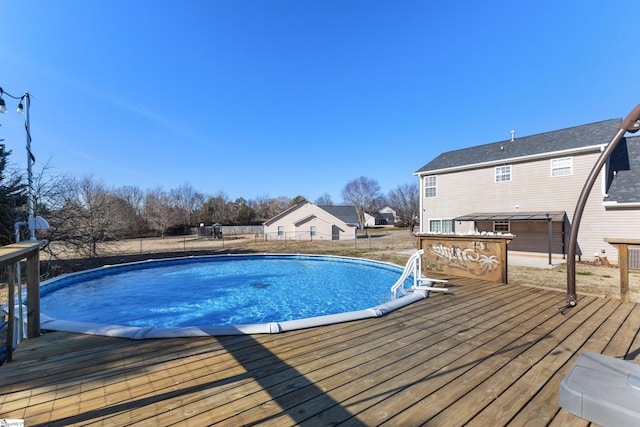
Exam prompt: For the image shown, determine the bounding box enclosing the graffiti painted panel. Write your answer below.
[417,234,512,283]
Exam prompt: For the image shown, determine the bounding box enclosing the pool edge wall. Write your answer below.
[38,291,428,339]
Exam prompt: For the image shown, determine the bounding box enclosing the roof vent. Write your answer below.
[511,130,516,141]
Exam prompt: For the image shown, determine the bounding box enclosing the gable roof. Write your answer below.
[263,202,360,227]
[263,202,307,226]
[605,136,640,204]
[318,205,360,225]
[415,119,621,174]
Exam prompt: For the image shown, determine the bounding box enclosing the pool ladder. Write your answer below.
[391,249,448,299]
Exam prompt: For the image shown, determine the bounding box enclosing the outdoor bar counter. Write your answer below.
[417,233,514,284]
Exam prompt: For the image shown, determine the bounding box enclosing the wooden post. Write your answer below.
[501,237,509,285]
[26,249,40,338]
[6,263,15,362]
[604,238,640,304]
[0,242,40,361]
[618,244,629,303]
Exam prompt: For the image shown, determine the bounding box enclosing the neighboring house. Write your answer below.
[414,118,640,263]
[263,202,360,240]
[379,206,398,225]
[363,206,397,227]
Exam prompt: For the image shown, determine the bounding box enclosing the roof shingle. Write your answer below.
[415,119,621,174]
[318,205,360,225]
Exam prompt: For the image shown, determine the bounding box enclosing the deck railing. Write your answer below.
[391,249,449,299]
[1,241,41,363]
[604,238,640,303]
[391,249,423,299]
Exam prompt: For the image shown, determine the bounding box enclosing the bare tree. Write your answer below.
[170,182,204,231]
[315,192,334,206]
[50,175,127,256]
[201,192,233,224]
[114,185,145,216]
[267,196,291,218]
[249,196,292,221]
[387,182,420,231]
[30,160,59,218]
[144,188,182,238]
[34,170,73,241]
[113,185,146,235]
[31,163,77,253]
[341,176,382,228]
[249,194,273,222]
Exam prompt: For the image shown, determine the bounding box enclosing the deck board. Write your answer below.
[466,297,613,426]
[2,278,640,426]
[518,299,634,426]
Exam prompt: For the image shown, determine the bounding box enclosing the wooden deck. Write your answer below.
[1,277,639,426]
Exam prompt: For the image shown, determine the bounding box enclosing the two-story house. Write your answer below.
[414,119,640,263]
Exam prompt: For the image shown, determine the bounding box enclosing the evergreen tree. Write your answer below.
[0,143,27,244]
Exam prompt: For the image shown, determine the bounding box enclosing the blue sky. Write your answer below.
[1,1,639,203]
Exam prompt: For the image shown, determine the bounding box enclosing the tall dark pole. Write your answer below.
[547,213,552,265]
[562,105,640,313]
[24,92,36,241]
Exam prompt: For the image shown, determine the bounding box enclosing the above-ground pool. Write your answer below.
[38,254,429,339]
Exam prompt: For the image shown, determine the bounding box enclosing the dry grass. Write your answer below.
[510,261,640,302]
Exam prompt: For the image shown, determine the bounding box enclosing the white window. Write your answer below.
[551,157,572,176]
[277,226,284,236]
[493,221,510,232]
[424,176,437,198]
[495,165,512,182]
[310,226,317,237]
[429,219,453,233]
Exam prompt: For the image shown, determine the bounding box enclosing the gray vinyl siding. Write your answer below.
[423,151,602,220]
[600,209,640,261]
[421,149,621,261]
[602,210,640,240]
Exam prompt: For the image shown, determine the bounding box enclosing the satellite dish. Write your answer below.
[29,216,50,230]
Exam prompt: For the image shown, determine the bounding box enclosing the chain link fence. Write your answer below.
[104,229,418,256]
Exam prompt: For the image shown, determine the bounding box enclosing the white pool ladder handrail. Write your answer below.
[391,249,449,299]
